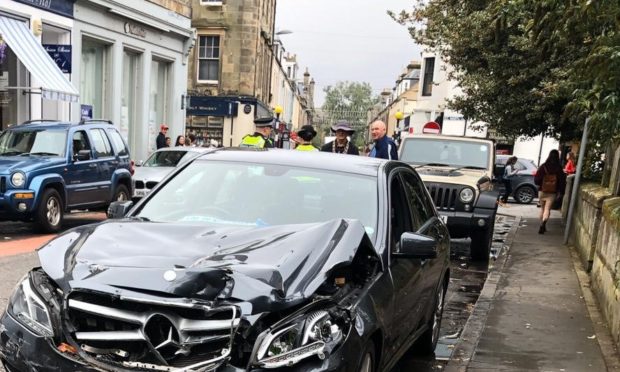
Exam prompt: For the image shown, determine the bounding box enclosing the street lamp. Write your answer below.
[394,111,404,141]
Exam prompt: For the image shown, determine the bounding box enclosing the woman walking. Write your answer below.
[534,150,567,234]
[501,156,519,204]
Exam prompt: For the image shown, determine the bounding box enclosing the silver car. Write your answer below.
[132,146,209,199]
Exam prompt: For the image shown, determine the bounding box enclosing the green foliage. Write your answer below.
[390,0,620,147]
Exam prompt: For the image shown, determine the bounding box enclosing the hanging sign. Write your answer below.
[43,44,72,73]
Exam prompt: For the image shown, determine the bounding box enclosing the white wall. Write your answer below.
[513,135,559,165]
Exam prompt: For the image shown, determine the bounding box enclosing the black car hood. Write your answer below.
[38,219,376,313]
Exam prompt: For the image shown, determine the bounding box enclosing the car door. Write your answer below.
[386,169,427,353]
[401,170,447,326]
[65,130,99,206]
[88,128,115,202]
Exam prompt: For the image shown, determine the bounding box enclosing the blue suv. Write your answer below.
[0,120,133,232]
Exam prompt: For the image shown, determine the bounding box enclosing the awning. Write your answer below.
[0,16,79,102]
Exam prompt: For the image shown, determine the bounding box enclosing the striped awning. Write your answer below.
[0,16,79,102]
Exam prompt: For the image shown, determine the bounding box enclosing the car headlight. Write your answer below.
[254,310,344,369]
[8,275,54,337]
[459,188,475,203]
[10,171,26,188]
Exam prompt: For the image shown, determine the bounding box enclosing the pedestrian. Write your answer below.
[369,120,398,160]
[175,135,185,147]
[321,120,359,155]
[156,124,169,149]
[208,139,218,148]
[165,137,171,148]
[240,116,275,148]
[500,156,519,204]
[188,134,197,147]
[534,149,566,234]
[295,125,319,151]
[564,151,576,174]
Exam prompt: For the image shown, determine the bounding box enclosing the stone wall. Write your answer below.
[570,184,613,271]
[147,0,192,17]
[590,197,620,348]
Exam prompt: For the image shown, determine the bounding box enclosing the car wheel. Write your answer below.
[514,185,536,204]
[114,184,129,202]
[411,280,446,355]
[357,340,376,372]
[35,188,63,233]
[470,223,494,261]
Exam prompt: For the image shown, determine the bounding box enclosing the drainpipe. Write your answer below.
[563,117,590,244]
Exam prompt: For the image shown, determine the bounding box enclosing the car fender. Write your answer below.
[476,190,500,211]
[29,174,67,208]
[110,168,132,198]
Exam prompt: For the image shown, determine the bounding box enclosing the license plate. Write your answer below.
[134,189,149,197]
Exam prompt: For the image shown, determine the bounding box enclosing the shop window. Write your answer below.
[122,51,139,151]
[198,36,220,82]
[422,57,435,97]
[149,60,170,152]
[0,38,30,129]
[81,38,108,118]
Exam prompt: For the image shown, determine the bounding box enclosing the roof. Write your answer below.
[403,134,494,143]
[7,120,115,131]
[194,148,386,177]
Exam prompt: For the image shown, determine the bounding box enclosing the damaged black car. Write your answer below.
[0,149,450,372]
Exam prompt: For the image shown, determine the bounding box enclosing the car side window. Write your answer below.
[401,172,434,231]
[72,131,91,158]
[390,172,413,253]
[514,160,527,171]
[89,129,113,158]
[107,129,129,156]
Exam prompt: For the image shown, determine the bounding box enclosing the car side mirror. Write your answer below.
[107,201,133,219]
[136,160,144,167]
[74,150,91,161]
[393,232,438,259]
[477,176,492,191]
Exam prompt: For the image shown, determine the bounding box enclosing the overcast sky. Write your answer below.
[276,0,421,107]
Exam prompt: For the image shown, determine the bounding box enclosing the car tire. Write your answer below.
[411,280,446,356]
[35,188,63,233]
[470,223,493,261]
[113,184,130,202]
[357,340,376,372]
[514,185,536,204]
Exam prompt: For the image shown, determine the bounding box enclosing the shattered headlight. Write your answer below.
[8,274,54,337]
[254,310,344,369]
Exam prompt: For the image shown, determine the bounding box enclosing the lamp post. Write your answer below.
[394,111,404,141]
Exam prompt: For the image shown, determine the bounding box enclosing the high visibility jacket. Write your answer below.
[296,144,318,152]
[240,133,273,148]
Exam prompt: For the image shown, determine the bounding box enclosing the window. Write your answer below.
[72,131,91,157]
[200,0,223,5]
[122,51,139,149]
[81,39,108,118]
[198,36,220,82]
[149,60,170,152]
[89,129,113,157]
[107,129,129,156]
[422,57,435,96]
[390,175,413,252]
[401,172,435,231]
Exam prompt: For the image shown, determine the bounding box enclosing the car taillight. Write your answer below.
[130,160,135,176]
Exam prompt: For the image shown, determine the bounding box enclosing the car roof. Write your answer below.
[7,120,116,131]
[194,148,386,177]
[402,134,494,143]
[155,146,210,153]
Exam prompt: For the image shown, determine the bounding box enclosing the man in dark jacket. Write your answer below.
[321,120,359,155]
[369,120,398,160]
[156,124,169,149]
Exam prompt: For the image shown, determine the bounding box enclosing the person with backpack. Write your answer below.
[534,149,567,234]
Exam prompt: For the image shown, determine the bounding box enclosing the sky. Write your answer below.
[276,0,422,107]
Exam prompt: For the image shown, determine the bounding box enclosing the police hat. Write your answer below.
[254,116,275,127]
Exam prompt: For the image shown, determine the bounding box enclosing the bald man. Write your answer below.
[369,120,398,160]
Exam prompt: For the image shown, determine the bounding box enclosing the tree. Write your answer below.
[320,81,379,147]
[389,0,619,146]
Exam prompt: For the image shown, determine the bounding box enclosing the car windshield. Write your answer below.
[401,138,490,169]
[136,160,379,238]
[143,150,191,167]
[0,129,67,156]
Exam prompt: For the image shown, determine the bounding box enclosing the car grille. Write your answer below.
[0,176,5,194]
[134,181,158,190]
[425,183,461,211]
[67,291,240,370]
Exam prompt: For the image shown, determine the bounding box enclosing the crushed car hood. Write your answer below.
[38,219,377,313]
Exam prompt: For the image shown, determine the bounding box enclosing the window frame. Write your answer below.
[388,171,414,254]
[197,35,221,84]
[89,128,114,158]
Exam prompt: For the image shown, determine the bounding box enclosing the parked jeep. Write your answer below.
[0,120,133,232]
[399,134,499,260]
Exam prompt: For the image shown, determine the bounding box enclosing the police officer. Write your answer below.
[240,116,275,148]
[295,125,318,151]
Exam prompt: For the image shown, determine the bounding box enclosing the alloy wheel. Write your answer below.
[46,196,61,227]
[516,187,535,204]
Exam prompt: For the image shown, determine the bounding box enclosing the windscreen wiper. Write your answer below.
[449,165,487,173]
[413,163,451,169]
[0,151,25,156]
[29,152,60,156]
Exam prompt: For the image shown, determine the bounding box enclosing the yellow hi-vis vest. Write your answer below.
[240,134,266,148]
[296,144,318,152]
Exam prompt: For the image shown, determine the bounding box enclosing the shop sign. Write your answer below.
[14,0,74,18]
[81,104,93,119]
[187,96,238,117]
[43,45,71,73]
[124,23,146,38]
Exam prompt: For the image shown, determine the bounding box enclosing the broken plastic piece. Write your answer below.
[57,343,77,354]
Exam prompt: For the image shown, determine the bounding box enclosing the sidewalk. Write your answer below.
[447,204,620,371]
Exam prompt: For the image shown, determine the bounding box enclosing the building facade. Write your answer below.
[73,0,193,161]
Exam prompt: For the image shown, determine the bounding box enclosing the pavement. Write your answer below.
[447,204,620,371]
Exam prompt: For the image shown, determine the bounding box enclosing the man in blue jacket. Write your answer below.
[369,120,398,160]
